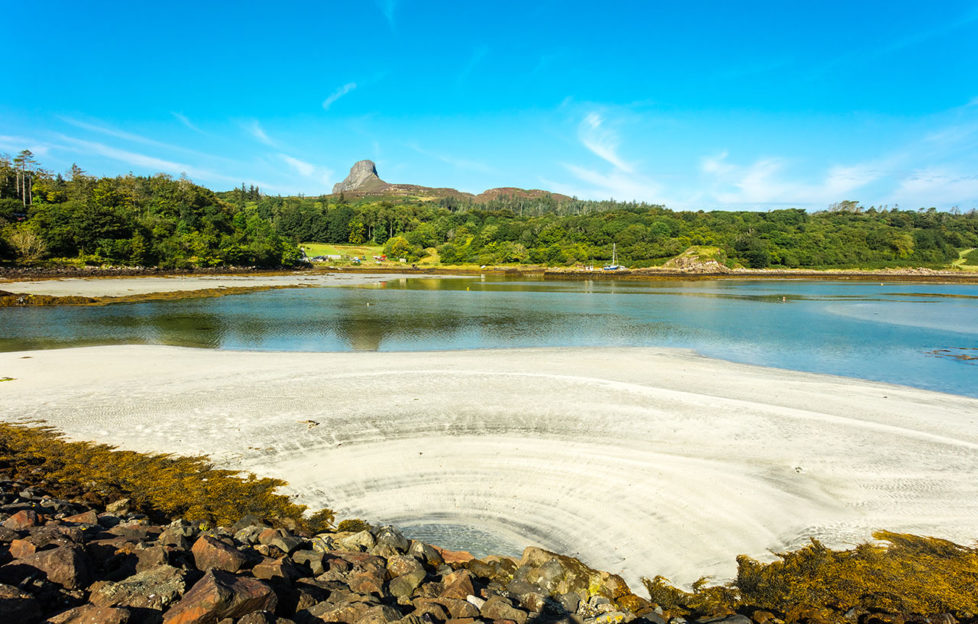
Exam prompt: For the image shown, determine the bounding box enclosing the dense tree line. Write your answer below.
[0,152,303,268]
[4,152,976,270]
[224,188,978,269]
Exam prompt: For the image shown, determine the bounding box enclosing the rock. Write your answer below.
[303,599,375,623]
[160,526,192,549]
[11,544,92,588]
[105,499,131,515]
[388,569,426,600]
[432,545,474,565]
[253,557,303,581]
[235,526,266,546]
[232,515,270,533]
[440,570,475,600]
[408,542,443,567]
[0,582,42,623]
[356,605,403,624]
[162,569,277,624]
[269,535,304,555]
[373,526,409,553]
[336,531,375,552]
[3,509,41,530]
[557,592,581,614]
[237,612,278,624]
[387,555,425,579]
[465,595,485,610]
[519,547,629,601]
[410,599,449,622]
[310,535,335,553]
[63,510,99,525]
[191,535,248,573]
[596,612,629,624]
[319,552,387,596]
[90,564,188,610]
[45,604,133,623]
[9,537,37,558]
[480,595,528,624]
[436,598,480,619]
[332,161,387,194]
[293,550,326,576]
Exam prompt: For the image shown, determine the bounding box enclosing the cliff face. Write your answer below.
[332,160,388,194]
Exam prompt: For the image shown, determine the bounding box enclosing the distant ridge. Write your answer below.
[330,160,572,203]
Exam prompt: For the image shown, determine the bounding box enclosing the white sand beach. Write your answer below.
[0,272,425,298]
[1,345,976,588]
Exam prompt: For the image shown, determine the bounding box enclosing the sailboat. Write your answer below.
[602,243,622,271]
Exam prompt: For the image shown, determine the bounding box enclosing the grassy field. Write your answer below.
[300,242,384,260]
[951,248,978,271]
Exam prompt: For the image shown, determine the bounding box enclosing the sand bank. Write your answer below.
[0,272,426,298]
[1,345,976,587]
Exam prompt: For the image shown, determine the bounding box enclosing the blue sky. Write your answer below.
[2,1,978,210]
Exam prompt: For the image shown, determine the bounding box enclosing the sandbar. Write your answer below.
[0,272,427,298]
[1,345,976,588]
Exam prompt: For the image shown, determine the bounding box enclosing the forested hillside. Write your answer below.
[0,151,302,268]
[232,189,978,270]
[3,151,977,270]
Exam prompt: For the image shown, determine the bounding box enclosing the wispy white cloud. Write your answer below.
[280,154,316,177]
[376,0,398,29]
[172,112,204,134]
[0,135,53,157]
[458,45,489,84]
[578,112,634,174]
[891,167,978,207]
[562,163,662,202]
[323,82,357,110]
[243,120,277,147]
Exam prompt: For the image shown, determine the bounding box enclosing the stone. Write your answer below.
[304,600,374,623]
[105,499,131,515]
[699,617,752,624]
[235,525,266,546]
[480,596,528,624]
[387,555,425,578]
[191,535,248,573]
[12,544,92,588]
[237,612,278,624]
[160,526,192,549]
[440,569,475,600]
[356,605,403,624]
[45,604,133,624]
[9,537,37,558]
[388,569,426,600]
[293,549,326,575]
[408,541,443,567]
[336,531,375,552]
[310,534,335,553]
[432,545,474,565]
[319,552,387,596]
[0,582,42,623]
[373,526,409,553]
[63,510,99,525]
[3,509,41,530]
[270,535,304,555]
[519,547,629,601]
[162,569,277,624]
[411,599,449,622]
[253,557,303,581]
[596,612,629,624]
[465,595,485,610]
[332,160,387,194]
[232,515,270,533]
[436,598,480,619]
[90,564,188,610]
[557,592,580,614]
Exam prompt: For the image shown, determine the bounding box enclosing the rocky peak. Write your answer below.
[332,160,386,194]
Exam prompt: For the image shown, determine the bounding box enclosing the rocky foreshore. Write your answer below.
[0,478,653,624]
[0,265,309,281]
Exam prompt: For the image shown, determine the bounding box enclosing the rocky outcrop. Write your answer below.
[332,160,388,194]
[0,478,658,624]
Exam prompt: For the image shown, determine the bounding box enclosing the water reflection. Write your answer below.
[1,276,977,396]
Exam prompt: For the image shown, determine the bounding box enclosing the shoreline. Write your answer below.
[2,344,976,588]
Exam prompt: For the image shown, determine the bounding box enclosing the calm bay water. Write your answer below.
[1,276,976,397]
